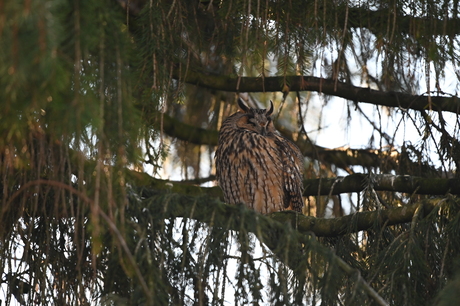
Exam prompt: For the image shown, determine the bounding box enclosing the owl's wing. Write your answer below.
[277,137,304,212]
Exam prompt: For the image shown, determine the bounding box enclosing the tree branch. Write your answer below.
[304,173,460,196]
[4,179,154,305]
[174,70,460,114]
[6,177,449,239]
[155,113,401,170]
[132,172,460,201]
[334,255,389,306]
[161,113,219,146]
[124,1,460,38]
[268,198,443,237]
[346,6,460,37]
[142,189,390,305]
[149,191,440,240]
[127,169,223,198]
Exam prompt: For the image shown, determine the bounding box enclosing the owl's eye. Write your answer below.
[248,117,257,126]
[247,115,256,126]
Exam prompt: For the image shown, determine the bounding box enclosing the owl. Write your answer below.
[215,98,304,214]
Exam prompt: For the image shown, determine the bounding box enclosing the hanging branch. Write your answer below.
[334,255,389,306]
[5,176,450,238]
[5,178,393,305]
[5,179,154,305]
[124,173,454,239]
[138,189,389,305]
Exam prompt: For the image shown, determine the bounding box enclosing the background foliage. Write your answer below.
[1,0,460,305]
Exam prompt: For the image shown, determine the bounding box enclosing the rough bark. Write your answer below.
[132,172,460,200]
[174,70,460,114]
[269,198,444,237]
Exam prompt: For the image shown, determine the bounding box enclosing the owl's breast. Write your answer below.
[216,128,285,214]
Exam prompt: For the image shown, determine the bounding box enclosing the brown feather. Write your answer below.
[215,100,304,214]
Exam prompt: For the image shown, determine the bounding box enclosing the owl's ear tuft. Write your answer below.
[238,98,250,113]
[266,100,274,116]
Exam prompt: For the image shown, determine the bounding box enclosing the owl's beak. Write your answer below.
[260,123,267,136]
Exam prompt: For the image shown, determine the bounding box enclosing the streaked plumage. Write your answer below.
[215,99,304,214]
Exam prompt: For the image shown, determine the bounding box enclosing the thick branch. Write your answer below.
[133,172,460,201]
[268,198,442,237]
[161,113,219,146]
[304,173,460,196]
[174,71,460,114]
[142,190,389,304]
[128,170,223,198]
[275,125,401,171]
[154,114,438,175]
[155,114,403,171]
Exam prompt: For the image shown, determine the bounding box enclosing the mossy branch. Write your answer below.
[131,172,458,237]
[140,190,392,304]
[137,185,446,238]
[128,170,223,198]
[132,172,460,200]
[268,198,443,237]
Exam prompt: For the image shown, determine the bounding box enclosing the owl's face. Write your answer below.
[236,99,275,136]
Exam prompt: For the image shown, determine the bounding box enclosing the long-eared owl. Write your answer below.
[215,99,304,214]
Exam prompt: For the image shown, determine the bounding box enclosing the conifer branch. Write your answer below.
[151,114,418,172]
[160,113,219,146]
[334,256,389,306]
[303,174,460,196]
[141,190,390,304]
[345,7,460,37]
[268,198,443,237]
[132,170,459,200]
[173,70,460,114]
[136,184,445,238]
[133,174,454,237]
[124,2,460,39]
